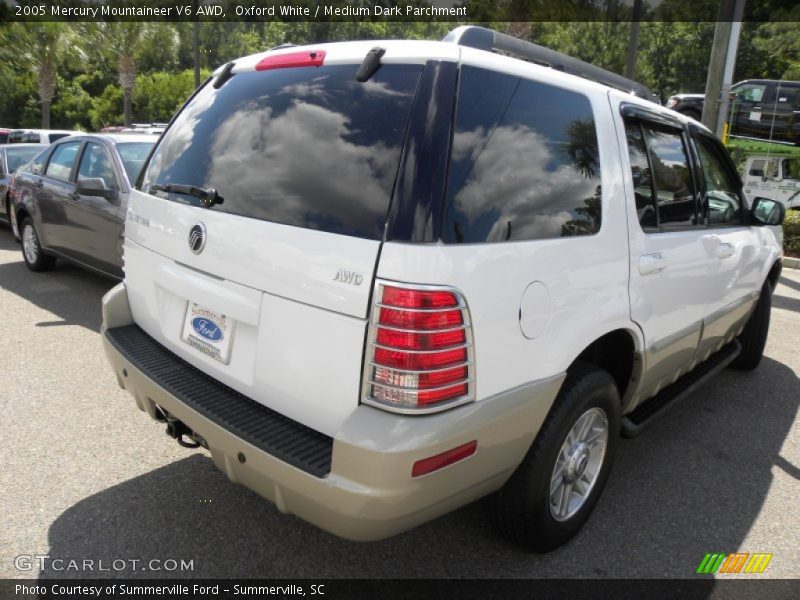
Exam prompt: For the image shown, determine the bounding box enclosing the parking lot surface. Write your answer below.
[1,227,798,579]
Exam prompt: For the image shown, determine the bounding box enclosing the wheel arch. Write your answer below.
[570,327,642,406]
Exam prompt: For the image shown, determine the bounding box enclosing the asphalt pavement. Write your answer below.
[0,227,798,580]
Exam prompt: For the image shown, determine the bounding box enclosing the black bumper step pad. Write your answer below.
[105,325,333,478]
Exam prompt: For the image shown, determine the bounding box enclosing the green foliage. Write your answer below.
[87,84,124,131]
[0,17,797,131]
[783,209,800,254]
[133,69,212,123]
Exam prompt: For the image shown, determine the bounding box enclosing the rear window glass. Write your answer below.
[6,147,44,173]
[117,142,155,184]
[442,66,601,243]
[140,64,423,240]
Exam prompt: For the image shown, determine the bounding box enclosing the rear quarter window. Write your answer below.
[442,66,601,243]
[140,64,423,240]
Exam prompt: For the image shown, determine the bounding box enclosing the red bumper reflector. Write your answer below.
[411,441,478,477]
[255,50,326,71]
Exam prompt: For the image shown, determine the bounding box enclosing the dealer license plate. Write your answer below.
[181,302,236,364]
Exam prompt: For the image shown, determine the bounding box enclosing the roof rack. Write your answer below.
[443,26,656,101]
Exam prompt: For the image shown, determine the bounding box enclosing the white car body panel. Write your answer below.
[124,190,377,436]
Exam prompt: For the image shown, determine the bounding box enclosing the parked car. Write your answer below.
[665,93,705,120]
[666,79,800,145]
[0,143,48,239]
[0,128,11,144]
[742,153,800,210]
[8,129,82,144]
[100,27,784,553]
[11,133,156,278]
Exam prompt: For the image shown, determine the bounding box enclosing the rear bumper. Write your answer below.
[101,283,564,541]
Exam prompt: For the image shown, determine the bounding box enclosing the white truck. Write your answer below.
[100,27,786,552]
[742,154,800,210]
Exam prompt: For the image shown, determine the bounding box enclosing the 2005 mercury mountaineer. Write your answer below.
[102,27,786,552]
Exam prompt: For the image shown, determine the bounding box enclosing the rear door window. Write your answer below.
[625,121,697,229]
[141,64,423,240]
[442,66,601,243]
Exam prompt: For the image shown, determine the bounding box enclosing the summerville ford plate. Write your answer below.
[180,302,236,364]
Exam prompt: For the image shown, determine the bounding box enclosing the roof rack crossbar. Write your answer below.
[443,26,655,101]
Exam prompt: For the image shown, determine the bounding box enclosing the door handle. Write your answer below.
[638,253,667,276]
[68,191,80,201]
[716,243,735,259]
[34,179,43,188]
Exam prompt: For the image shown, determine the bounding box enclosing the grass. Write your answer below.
[725,137,800,175]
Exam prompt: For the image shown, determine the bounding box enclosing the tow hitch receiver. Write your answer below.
[156,405,206,449]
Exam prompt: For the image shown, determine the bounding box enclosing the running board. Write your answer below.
[621,340,741,438]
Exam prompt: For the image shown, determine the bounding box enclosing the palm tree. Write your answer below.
[20,24,73,128]
[114,24,147,127]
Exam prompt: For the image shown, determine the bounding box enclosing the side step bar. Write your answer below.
[621,340,741,438]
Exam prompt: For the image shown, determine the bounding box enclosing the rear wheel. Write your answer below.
[729,281,772,371]
[20,217,56,272]
[488,362,620,552]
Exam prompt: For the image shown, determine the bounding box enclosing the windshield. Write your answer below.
[140,64,423,240]
[117,142,155,184]
[6,147,44,173]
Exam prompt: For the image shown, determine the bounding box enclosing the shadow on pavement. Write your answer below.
[42,356,798,580]
[0,229,115,333]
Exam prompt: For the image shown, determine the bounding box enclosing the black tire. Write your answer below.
[729,282,772,371]
[488,362,621,552]
[20,217,56,272]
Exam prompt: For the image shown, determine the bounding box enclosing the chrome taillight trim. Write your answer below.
[361,279,476,415]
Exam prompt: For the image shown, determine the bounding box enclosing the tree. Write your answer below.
[85,23,176,126]
[15,24,83,128]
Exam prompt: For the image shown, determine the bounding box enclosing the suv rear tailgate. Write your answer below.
[124,193,378,436]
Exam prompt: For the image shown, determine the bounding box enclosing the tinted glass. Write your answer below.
[748,159,769,178]
[49,133,72,143]
[643,126,696,227]
[6,147,44,173]
[442,66,601,243]
[695,136,742,226]
[783,158,800,180]
[45,141,81,182]
[734,84,768,103]
[22,133,41,143]
[625,121,657,228]
[141,64,423,240]
[25,149,48,175]
[116,142,154,184]
[77,142,118,190]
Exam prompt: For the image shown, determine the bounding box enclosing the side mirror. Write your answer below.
[76,177,117,201]
[750,197,785,226]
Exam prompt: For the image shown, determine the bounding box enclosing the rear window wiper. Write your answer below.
[150,183,224,208]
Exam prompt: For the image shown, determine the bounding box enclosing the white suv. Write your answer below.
[101,27,785,552]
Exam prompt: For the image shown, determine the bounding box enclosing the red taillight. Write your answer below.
[376,327,465,351]
[378,307,463,331]
[412,441,477,477]
[363,282,474,412]
[255,50,326,71]
[382,286,459,309]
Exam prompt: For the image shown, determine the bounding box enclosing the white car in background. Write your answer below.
[742,154,800,210]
